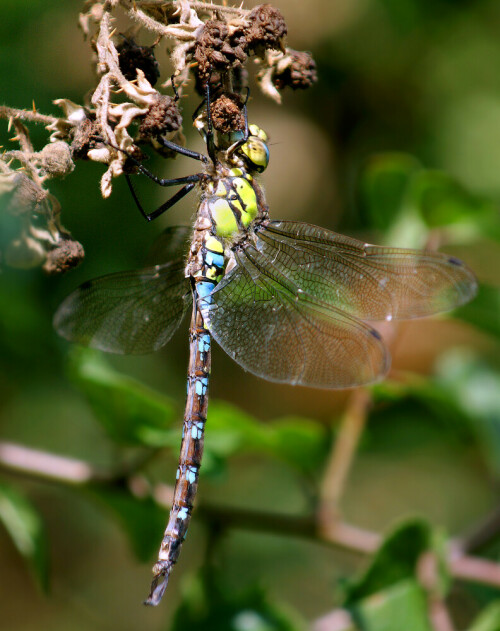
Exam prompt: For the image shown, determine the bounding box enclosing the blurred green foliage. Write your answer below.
[0,1,499,630]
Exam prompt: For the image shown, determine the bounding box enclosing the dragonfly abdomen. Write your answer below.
[146,233,225,605]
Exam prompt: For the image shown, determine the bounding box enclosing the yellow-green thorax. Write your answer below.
[205,167,261,238]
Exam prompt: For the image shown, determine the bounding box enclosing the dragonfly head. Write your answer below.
[238,124,270,173]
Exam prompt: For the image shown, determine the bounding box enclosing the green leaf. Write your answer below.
[360,153,500,245]
[266,417,331,476]
[69,348,179,446]
[372,352,500,477]
[344,519,430,605]
[360,153,421,231]
[0,480,50,592]
[433,351,500,476]
[171,571,306,631]
[88,485,166,562]
[430,528,452,598]
[409,170,496,233]
[455,284,500,341]
[207,401,329,476]
[468,601,500,631]
[353,580,432,631]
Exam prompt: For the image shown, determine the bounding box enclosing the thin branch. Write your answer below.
[452,504,500,555]
[188,1,247,14]
[1,440,500,591]
[120,0,247,15]
[0,442,98,484]
[419,552,457,631]
[312,609,355,631]
[0,106,61,127]
[428,601,456,631]
[319,389,372,523]
[449,553,500,588]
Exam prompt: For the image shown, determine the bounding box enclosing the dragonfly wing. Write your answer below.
[200,246,389,389]
[54,260,191,354]
[258,221,477,321]
[146,225,190,265]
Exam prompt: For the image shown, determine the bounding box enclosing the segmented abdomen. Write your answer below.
[146,233,225,605]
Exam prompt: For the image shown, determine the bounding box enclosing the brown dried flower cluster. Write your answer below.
[0,1,317,273]
[193,4,288,88]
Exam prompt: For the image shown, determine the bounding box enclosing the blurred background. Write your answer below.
[0,1,499,629]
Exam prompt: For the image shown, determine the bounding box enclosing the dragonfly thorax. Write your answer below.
[203,168,263,239]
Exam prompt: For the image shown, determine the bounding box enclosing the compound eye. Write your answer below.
[240,137,270,173]
[248,124,268,142]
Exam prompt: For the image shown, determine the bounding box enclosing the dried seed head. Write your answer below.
[138,94,182,141]
[273,50,317,91]
[194,20,248,87]
[245,5,287,56]
[2,173,45,216]
[43,236,85,275]
[5,236,46,269]
[70,118,102,160]
[211,93,245,133]
[40,141,75,178]
[117,37,160,87]
[122,144,148,174]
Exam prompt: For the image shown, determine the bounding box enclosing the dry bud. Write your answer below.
[117,37,160,87]
[138,95,182,141]
[272,50,317,91]
[43,237,85,275]
[194,20,248,86]
[211,94,245,133]
[40,141,75,178]
[245,5,287,57]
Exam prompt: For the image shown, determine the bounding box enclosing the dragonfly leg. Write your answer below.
[125,175,198,222]
[155,136,208,163]
[205,79,217,164]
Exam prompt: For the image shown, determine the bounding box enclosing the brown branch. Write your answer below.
[419,552,457,631]
[1,440,500,592]
[0,105,60,127]
[312,609,355,631]
[449,553,500,589]
[0,442,99,484]
[452,504,500,555]
[428,601,456,631]
[319,389,372,525]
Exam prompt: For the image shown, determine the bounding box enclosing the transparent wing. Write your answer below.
[200,245,389,389]
[257,221,477,321]
[146,225,190,265]
[54,260,191,354]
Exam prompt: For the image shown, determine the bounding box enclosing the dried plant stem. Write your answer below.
[0,106,60,127]
[188,1,247,14]
[120,0,246,15]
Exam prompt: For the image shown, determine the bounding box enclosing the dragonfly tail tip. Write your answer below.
[144,563,172,606]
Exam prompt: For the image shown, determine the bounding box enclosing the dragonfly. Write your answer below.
[54,93,477,605]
